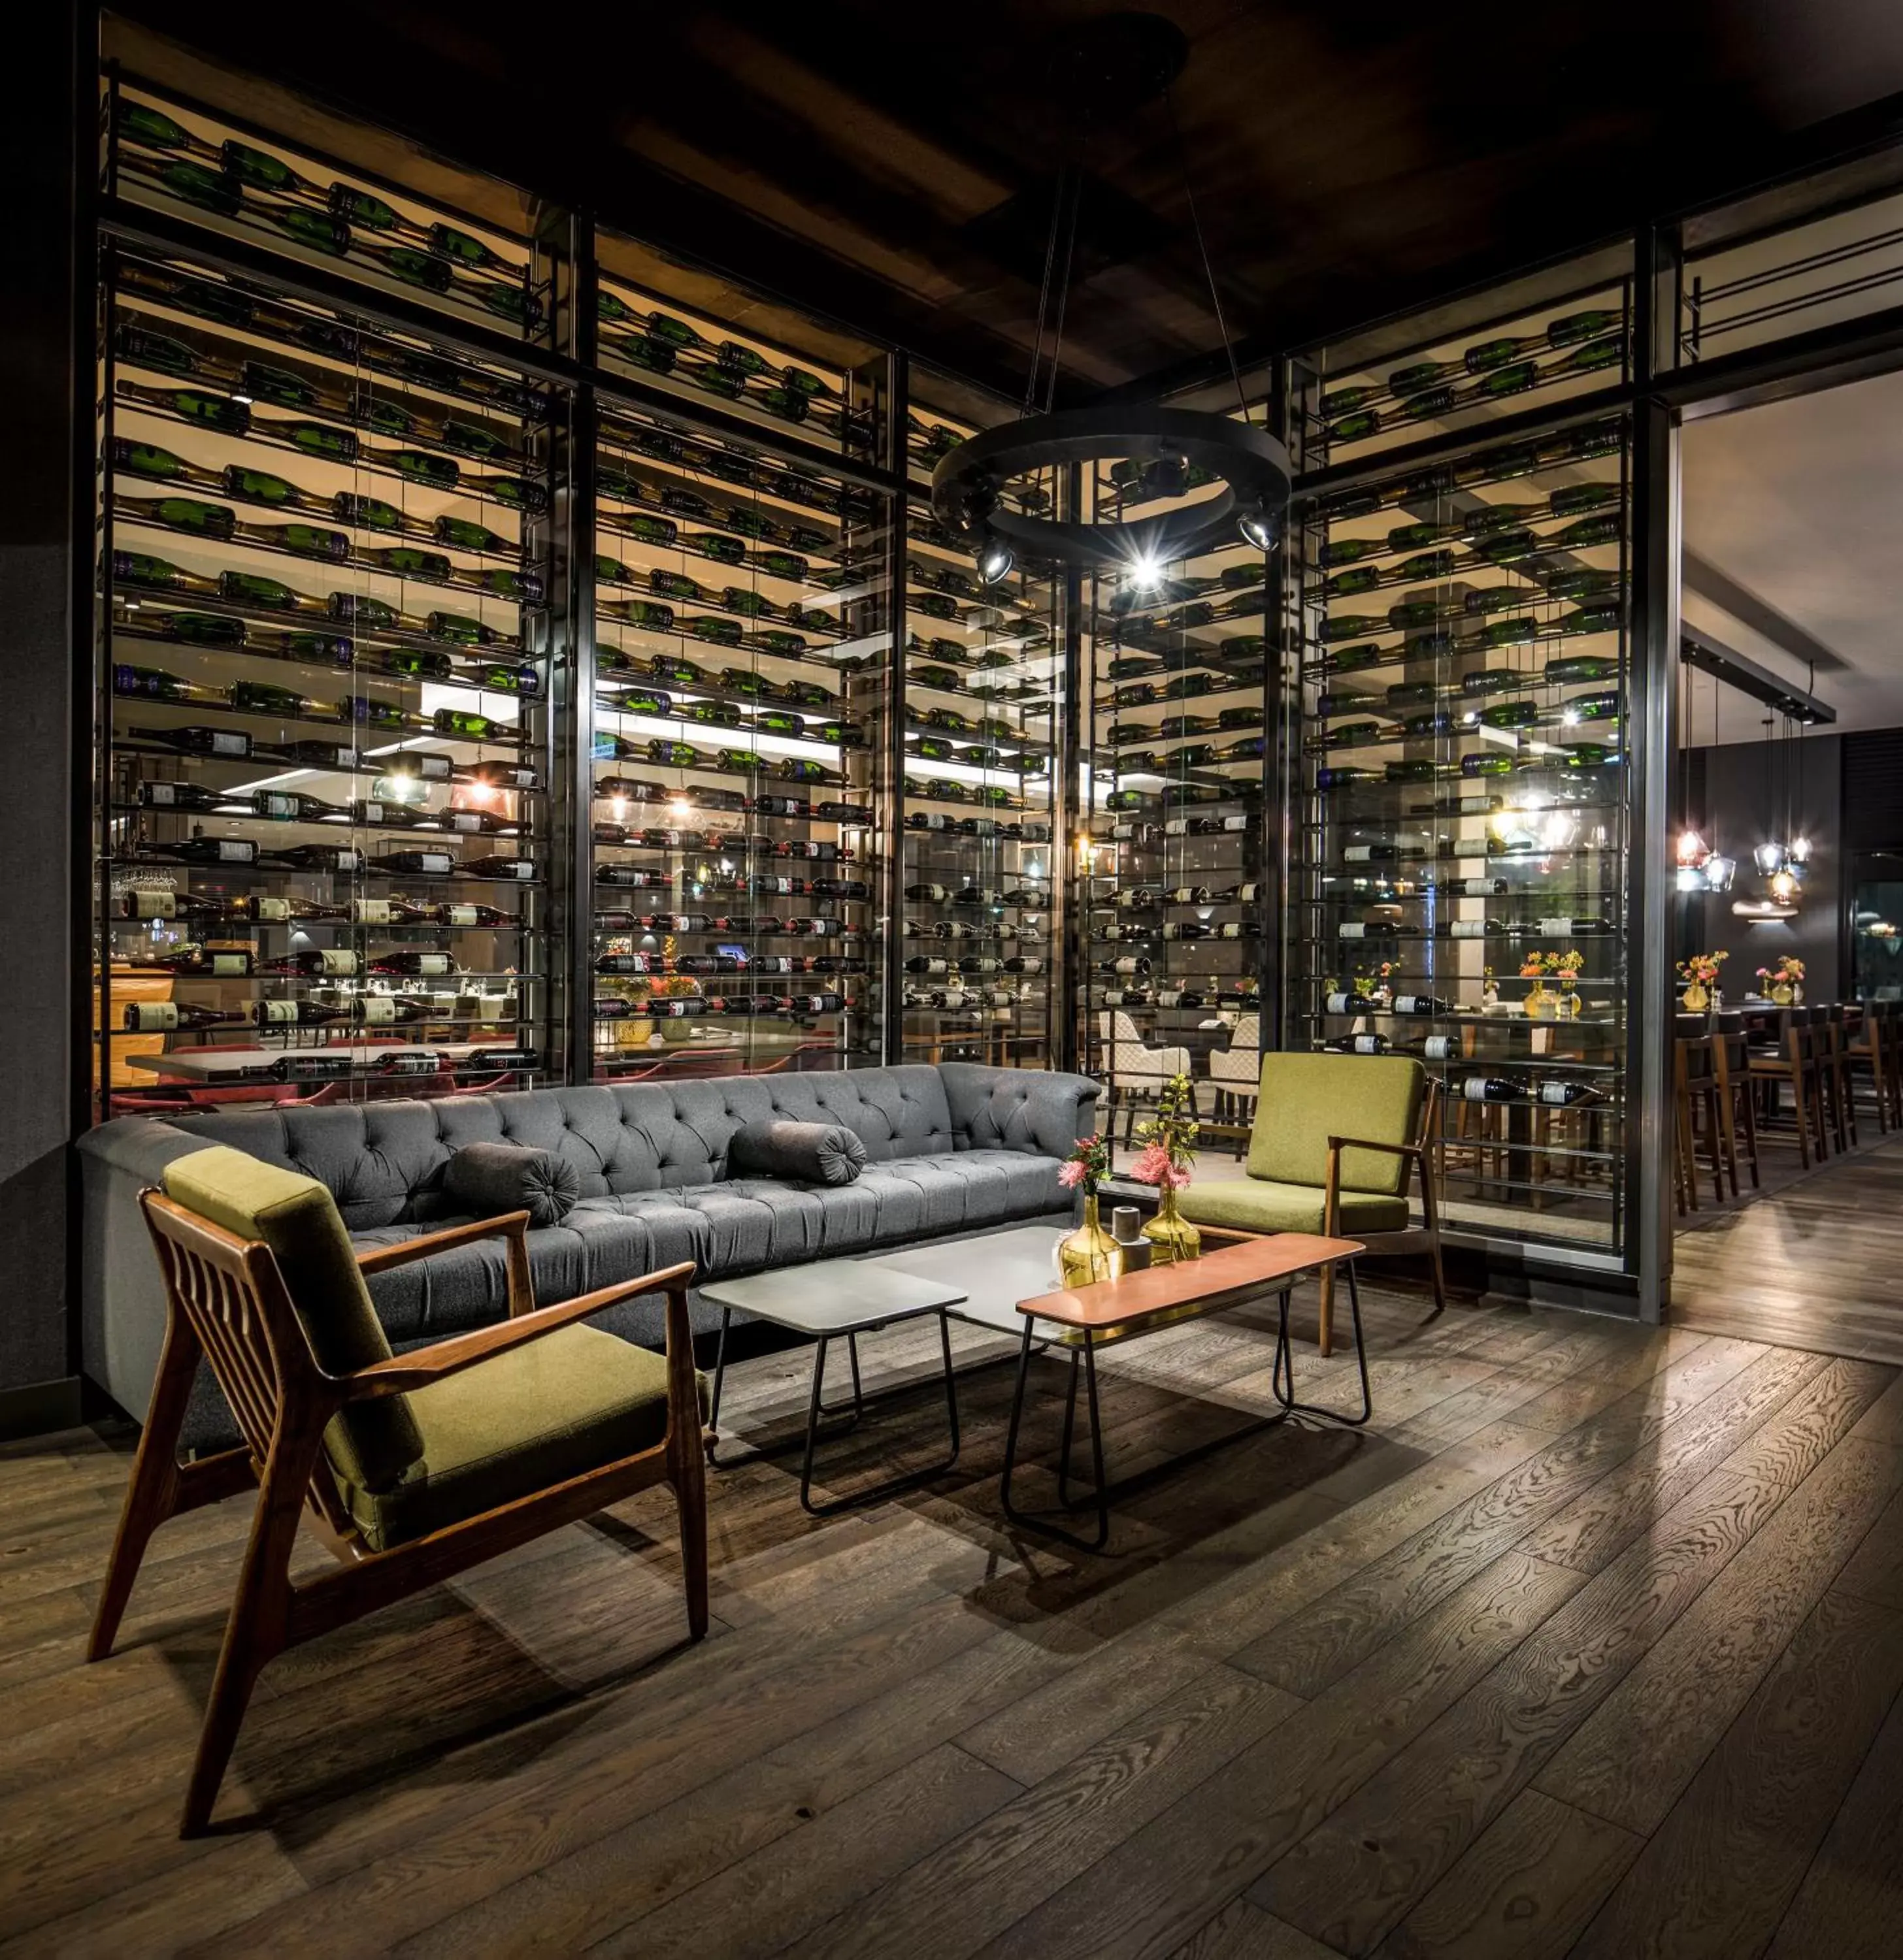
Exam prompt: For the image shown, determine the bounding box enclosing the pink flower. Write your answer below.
[1057,1159,1087,1189]
[1129,1143,1170,1186]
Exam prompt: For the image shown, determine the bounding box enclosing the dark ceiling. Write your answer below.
[119,1,1903,402]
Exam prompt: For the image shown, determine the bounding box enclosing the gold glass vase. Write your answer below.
[1059,1192,1123,1288]
[1142,1181,1202,1266]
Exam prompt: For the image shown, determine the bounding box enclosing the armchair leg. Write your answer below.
[89,1307,203,1664]
[181,1421,313,1836]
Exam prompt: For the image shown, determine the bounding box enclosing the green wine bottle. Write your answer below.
[1557,742,1615,766]
[111,550,216,596]
[425,517,505,559]
[650,570,703,602]
[749,629,808,657]
[229,679,310,716]
[720,587,772,618]
[261,414,357,463]
[1396,549,1459,582]
[1460,752,1516,777]
[360,240,452,293]
[1561,689,1621,722]
[260,205,348,255]
[119,494,235,541]
[148,159,240,218]
[1548,482,1619,517]
[116,100,193,151]
[424,612,500,645]
[477,284,542,329]
[239,520,350,562]
[463,567,542,602]
[687,532,747,566]
[372,646,454,680]
[340,694,412,731]
[1319,384,1383,418]
[1459,668,1521,697]
[1548,335,1625,376]
[1542,568,1623,602]
[113,662,196,702]
[1477,700,1539,730]
[1326,566,1382,598]
[617,335,677,375]
[621,514,679,547]
[1388,357,1462,397]
[650,740,704,766]
[223,464,302,508]
[1547,309,1621,346]
[1556,605,1623,638]
[261,629,353,666]
[1553,513,1622,549]
[1463,335,1539,372]
[365,547,451,580]
[1464,615,1540,649]
[220,569,308,612]
[1542,653,1619,683]
[388,450,460,490]
[333,492,408,533]
[479,474,548,514]
[603,599,676,630]
[1468,361,1539,400]
[440,420,512,462]
[153,612,247,649]
[329,592,399,629]
[432,707,503,740]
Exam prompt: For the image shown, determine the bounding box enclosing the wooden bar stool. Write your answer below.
[1748,1016,1829,1168]
[1709,1011,1761,1195]
[1674,1033,1727,1213]
[1847,999,1899,1132]
[1813,1005,1855,1152]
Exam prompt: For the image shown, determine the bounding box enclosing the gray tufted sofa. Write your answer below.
[78,1061,1099,1451]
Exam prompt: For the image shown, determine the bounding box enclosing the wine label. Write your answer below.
[127,890,176,919]
[1538,917,1575,936]
[213,840,252,862]
[1324,991,1355,1013]
[1393,996,1427,1013]
[1462,1079,1493,1102]
[354,900,393,924]
[206,952,249,975]
[414,755,452,781]
[208,732,248,757]
[1344,845,1375,862]
[1338,923,1368,938]
[1348,1036,1382,1054]
[256,793,302,819]
[253,897,291,921]
[1537,1082,1577,1104]
[1422,1036,1457,1060]
[409,954,453,976]
[144,784,185,807]
[410,853,455,874]
[127,1002,180,1030]
[442,811,488,832]
[258,1000,304,1024]
[316,950,358,975]
[1449,920,1487,938]
[358,997,398,1024]
[439,905,478,926]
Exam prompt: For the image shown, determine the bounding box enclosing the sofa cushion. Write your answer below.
[1176,1179,1410,1235]
[335,1323,708,1552]
[1246,1053,1423,1197]
[728,1119,867,1185]
[162,1145,425,1493]
[443,1141,580,1226]
[861,1149,1067,1245]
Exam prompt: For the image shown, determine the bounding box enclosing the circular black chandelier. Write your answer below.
[926,13,1291,587]
[931,403,1290,582]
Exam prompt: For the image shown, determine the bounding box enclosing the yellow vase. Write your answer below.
[1681,983,1709,1014]
[1059,1192,1124,1288]
[1142,1181,1202,1266]
[1770,982,1794,1006]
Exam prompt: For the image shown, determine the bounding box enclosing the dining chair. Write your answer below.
[1095,1010,1195,1144]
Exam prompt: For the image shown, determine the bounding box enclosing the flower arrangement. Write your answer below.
[1519,950,1583,980]
[1130,1073,1199,1190]
[1678,951,1728,987]
[1057,1132,1112,1196]
[659,973,701,997]
[1756,955,1804,985]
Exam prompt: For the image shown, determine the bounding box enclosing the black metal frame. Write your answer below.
[705,1305,961,1517]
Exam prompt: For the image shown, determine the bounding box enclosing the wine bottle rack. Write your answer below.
[1299,282,1630,469]
[1286,378,1636,1256]
[1079,449,1272,1122]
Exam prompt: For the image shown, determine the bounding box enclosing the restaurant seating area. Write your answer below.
[14,6,1903,1953]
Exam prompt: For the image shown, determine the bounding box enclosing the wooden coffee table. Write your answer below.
[999,1230,1365,1551]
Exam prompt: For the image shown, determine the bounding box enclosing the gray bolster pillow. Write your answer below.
[729,1119,867,1185]
[442,1141,580,1227]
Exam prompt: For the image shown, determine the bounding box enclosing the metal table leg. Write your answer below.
[797,1313,962,1516]
[1001,1326,1110,1553]
[1272,1260,1372,1428]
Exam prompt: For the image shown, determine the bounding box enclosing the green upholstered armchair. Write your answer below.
[88,1145,710,1836]
[1175,1052,1448,1356]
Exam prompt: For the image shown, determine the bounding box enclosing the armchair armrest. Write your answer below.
[356,1210,534,1318]
[344,1258,697,1398]
[1324,1134,1424,1161]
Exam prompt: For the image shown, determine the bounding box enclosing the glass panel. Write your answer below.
[900,388,1061,1070]
[97,242,561,1117]
[1285,412,1634,1258]
[589,267,891,1079]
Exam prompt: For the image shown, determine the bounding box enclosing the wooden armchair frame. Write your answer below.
[1318,1075,1448,1356]
[90,1191,707,1836]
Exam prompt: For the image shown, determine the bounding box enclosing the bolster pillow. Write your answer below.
[442,1141,580,1227]
[728,1119,867,1185]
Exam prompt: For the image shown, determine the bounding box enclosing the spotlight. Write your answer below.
[1131,554,1165,591]
[1237,502,1280,553]
[1753,841,1787,875]
[1676,828,1709,868]
[974,534,1015,585]
[1788,834,1813,866]
[1769,867,1800,904]
[1704,855,1736,892]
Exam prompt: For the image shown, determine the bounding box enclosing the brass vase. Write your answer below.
[1059,1192,1124,1287]
[1142,1181,1202,1266]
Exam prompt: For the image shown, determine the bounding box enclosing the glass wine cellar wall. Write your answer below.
[1282,258,1639,1269]
[97,82,565,1115]
[88,68,1068,1117]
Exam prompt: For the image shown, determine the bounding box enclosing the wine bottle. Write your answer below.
[372,849,457,876]
[1534,1080,1601,1106]
[1390,992,1453,1015]
[1325,1033,1391,1055]
[257,949,358,977]
[368,950,457,977]
[252,998,350,1029]
[1460,1075,1527,1103]
[1541,653,1620,685]
[351,996,434,1027]
[459,855,536,881]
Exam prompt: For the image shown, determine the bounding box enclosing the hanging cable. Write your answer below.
[1166,86,1250,423]
[1021,169,1067,417]
[1043,167,1082,415]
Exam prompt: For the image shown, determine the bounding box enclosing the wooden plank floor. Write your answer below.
[4,1275,1903,1958]
[1672,1136,1903,1364]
